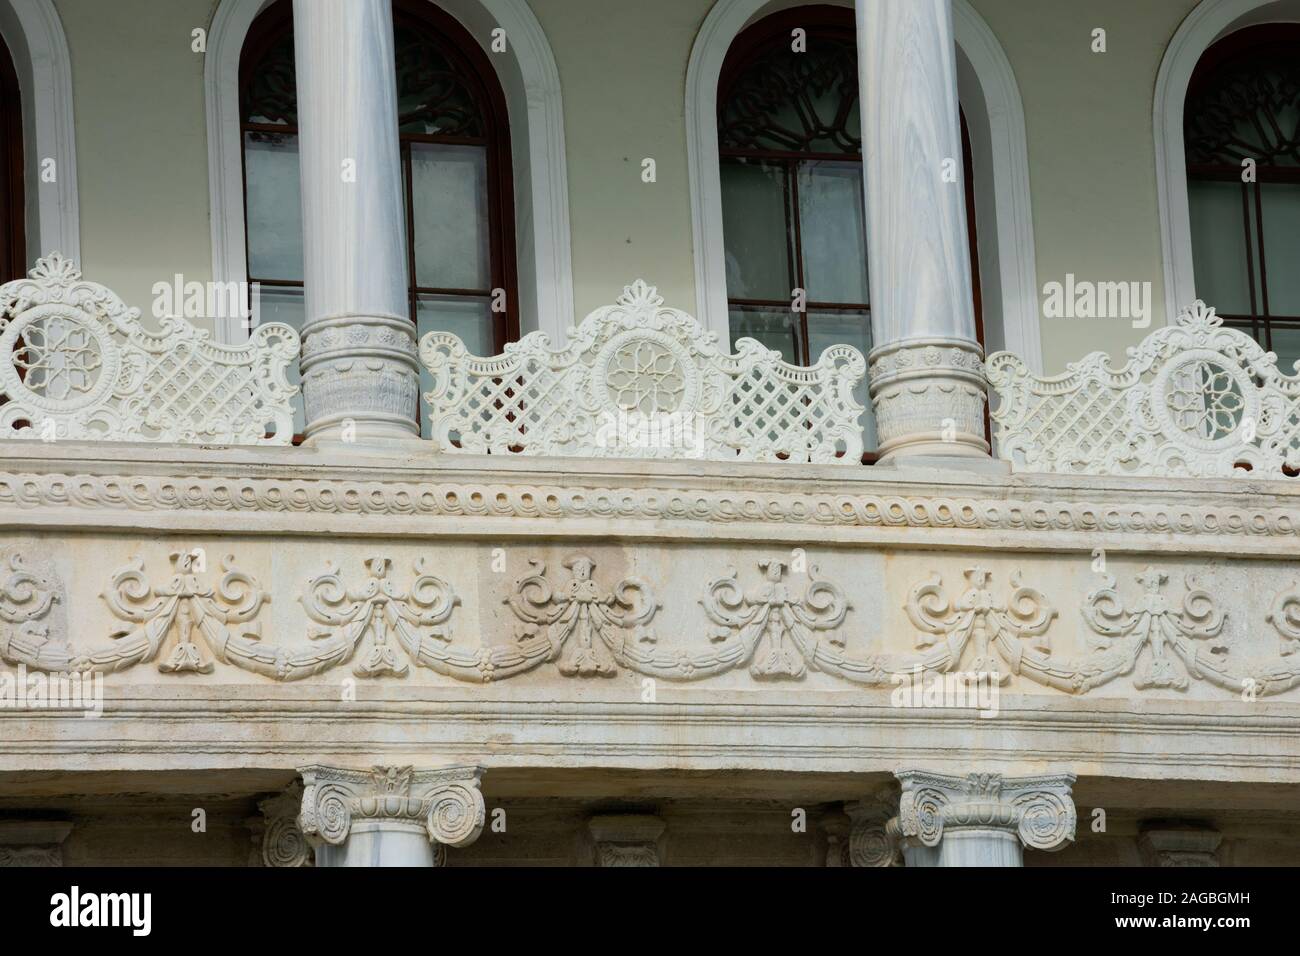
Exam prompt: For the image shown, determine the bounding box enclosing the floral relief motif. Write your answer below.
[300,556,459,678]
[1267,584,1300,657]
[904,567,1057,682]
[3,543,1300,698]
[702,558,858,679]
[1081,568,1226,690]
[99,551,272,675]
[506,554,659,677]
[0,547,71,671]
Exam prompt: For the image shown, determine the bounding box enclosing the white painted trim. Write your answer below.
[1154,0,1298,325]
[684,0,1040,369]
[205,0,573,344]
[0,0,80,264]
[952,0,1040,372]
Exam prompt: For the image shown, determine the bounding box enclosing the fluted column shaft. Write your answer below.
[298,765,485,868]
[293,0,419,443]
[855,0,988,459]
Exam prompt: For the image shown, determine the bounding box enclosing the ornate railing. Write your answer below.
[419,280,867,463]
[0,254,299,445]
[987,301,1300,479]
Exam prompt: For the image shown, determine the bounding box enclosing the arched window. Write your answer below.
[1185,24,1300,372]
[240,0,519,363]
[715,5,982,447]
[0,27,24,282]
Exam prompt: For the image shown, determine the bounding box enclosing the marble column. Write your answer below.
[293,0,420,444]
[855,0,989,460]
[893,770,1076,866]
[588,814,665,866]
[298,765,485,867]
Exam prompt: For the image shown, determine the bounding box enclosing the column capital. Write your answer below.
[252,782,313,867]
[298,764,486,851]
[0,819,73,867]
[894,770,1077,852]
[843,791,903,867]
[1138,827,1222,867]
[588,814,665,867]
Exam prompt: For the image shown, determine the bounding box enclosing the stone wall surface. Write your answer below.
[2,443,1298,798]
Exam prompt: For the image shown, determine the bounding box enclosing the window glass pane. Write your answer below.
[721,160,793,301]
[729,306,799,362]
[244,131,303,281]
[411,142,490,292]
[1260,182,1300,316]
[416,293,493,437]
[251,285,305,436]
[797,159,869,305]
[1188,179,1253,315]
[808,308,874,451]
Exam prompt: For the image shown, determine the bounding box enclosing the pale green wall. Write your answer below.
[968,0,1199,371]
[54,0,216,315]
[47,0,1204,371]
[530,0,708,320]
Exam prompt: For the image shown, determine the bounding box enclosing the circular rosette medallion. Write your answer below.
[596,330,697,416]
[592,330,701,454]
[1152,349,1258,451]
[0,304,119,413]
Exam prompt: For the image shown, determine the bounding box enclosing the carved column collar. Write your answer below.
[894,770,1076,852]
[298,764,486,850]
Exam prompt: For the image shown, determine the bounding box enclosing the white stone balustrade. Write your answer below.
[0,254,299,445]
[419,280,867,463]
[988,301,1300,479]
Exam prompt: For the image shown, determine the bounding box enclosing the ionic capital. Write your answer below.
[894,770,1076,852]
[298,764,486,850]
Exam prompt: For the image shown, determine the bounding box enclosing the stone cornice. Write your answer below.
[2,443,1298,554]
[2,690,1298,784]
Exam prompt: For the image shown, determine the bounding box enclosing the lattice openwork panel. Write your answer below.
[0,254,299,444]
[987,301,1300,479]
[419,280,866,462]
